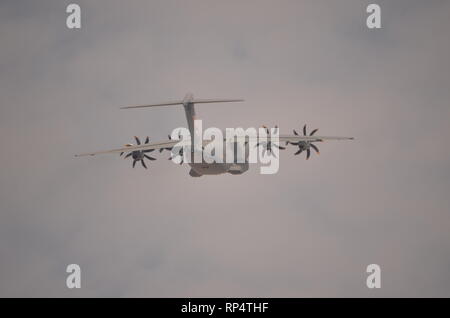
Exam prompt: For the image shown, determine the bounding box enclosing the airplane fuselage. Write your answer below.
[182,93,250,177]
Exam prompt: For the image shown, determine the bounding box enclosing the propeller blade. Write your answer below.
[120,152,124,156]
[145,136,149,144]
[141,159,147,169]
[132,159,137,168]
[310,128,318,136]
[143,149,154,153]
[293,129,298,136]
[124,153,132,159]
[306,149,311,160]
[159,148,164,153]
[303,124,307,136]
[294,149,303,155]
[144,154,156,161]
[134,136,141,145]
[311,143,320,154]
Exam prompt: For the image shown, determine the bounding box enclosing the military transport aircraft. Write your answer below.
[75,93,354,177]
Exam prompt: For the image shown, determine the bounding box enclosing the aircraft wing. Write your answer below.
[75,139,185,157]
[75,134,353,157]
[231,135,354,143]
[278,135,354,143]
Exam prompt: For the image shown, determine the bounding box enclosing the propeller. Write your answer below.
[161,133,185,165]
[168,146,185,165]
[159,135,174,153]
[120,136,156,169]
[289,124,320,160]
[256,125,286,157]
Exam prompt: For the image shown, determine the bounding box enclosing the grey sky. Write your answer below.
[1,0,450,297]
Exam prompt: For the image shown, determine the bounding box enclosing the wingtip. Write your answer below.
[74,153,95,157]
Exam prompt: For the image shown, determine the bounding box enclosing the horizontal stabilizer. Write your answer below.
[192,99,244,104]
[120,100,184,109]
[121,98,244,109]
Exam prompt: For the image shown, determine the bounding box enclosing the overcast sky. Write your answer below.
[1,0,450,297]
